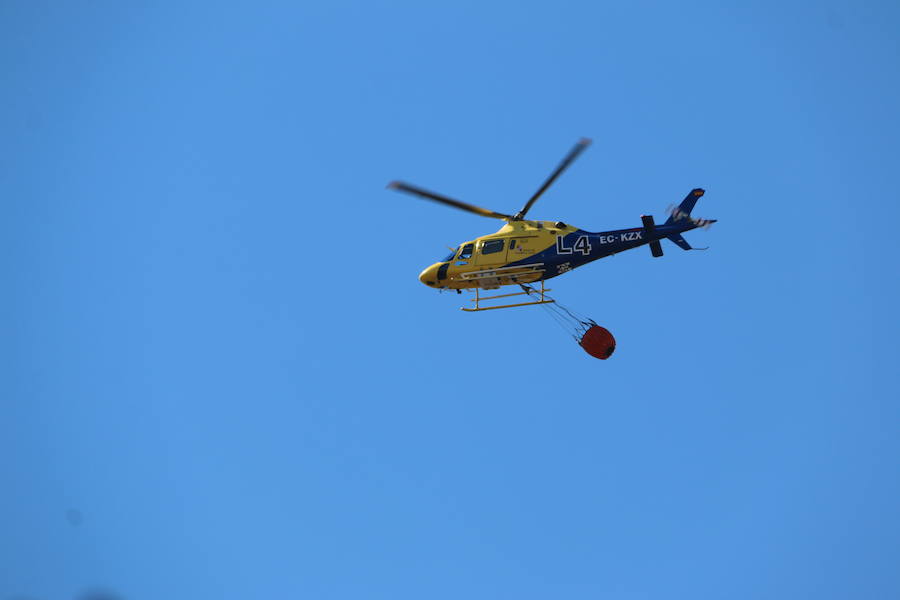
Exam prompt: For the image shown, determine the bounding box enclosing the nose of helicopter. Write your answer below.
[418,263,439,287]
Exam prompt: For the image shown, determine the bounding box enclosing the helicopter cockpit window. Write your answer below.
[442,248,457,262]
[458,244,474,259]
[482,239,505,255]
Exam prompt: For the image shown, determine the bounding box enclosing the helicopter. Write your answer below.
[388,138,716,311]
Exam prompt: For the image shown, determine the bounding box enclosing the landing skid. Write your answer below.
[461,280,554,312]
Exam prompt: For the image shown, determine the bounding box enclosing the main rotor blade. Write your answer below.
[387,181,514,220]
[514,137,592,220]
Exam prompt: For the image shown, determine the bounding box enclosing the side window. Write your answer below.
[482,239,505,255]
[458,243,474,259]
[509,239,517,250]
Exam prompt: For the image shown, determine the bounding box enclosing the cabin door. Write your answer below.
[474,238,509,267]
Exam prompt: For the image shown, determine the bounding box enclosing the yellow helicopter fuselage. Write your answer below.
[419,220,574,290]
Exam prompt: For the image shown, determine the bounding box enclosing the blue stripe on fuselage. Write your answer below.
[506,224,697,279]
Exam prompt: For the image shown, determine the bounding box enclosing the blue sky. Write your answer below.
[2,2,899,599]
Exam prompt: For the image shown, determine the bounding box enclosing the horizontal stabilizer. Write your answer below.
[641,214,664,257]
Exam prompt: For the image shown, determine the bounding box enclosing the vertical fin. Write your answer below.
[667,233,692,251]
[665,188,705,225]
